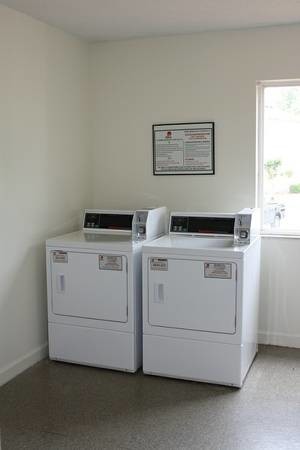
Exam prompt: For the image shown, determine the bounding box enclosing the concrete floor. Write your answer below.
[0,345,300,450]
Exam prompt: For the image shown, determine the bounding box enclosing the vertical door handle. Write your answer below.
[154,283,164,303]
[56,274,65,293]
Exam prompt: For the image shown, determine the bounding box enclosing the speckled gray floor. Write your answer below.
[0,345,300,450]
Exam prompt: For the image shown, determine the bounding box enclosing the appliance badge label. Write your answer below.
[150,257,168,271]
[204,262,232,279]
[52,251,68,263]
[99,255,122,271]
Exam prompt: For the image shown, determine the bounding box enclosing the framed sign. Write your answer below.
[153,122,215,175]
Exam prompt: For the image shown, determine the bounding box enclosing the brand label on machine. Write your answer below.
[150,257,168,271]
[99,255,122,271]
[52,251,68,263]
[204,262,232,279]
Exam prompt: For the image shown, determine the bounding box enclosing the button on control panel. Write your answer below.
[84,213,101,229]
[138,225,146,234]
[239,229,249,239]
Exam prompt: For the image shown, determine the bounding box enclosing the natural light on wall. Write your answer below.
[257,80,300,235]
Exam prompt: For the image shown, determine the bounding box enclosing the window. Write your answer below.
[257,80,300,235]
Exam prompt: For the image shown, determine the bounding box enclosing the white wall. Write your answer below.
[91,25,300,347]
[0,5,91,385]
[260,237,300,347]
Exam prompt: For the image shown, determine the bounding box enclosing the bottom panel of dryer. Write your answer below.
[48,323,141,372]
[143,335,257,387]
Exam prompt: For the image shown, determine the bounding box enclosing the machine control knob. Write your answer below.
[239,229,249,239]
[138,225,145,234]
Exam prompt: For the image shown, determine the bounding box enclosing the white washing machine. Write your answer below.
[46,207,167,372]
[142,210,261,387]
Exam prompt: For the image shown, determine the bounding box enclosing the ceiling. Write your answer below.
[1,0,300,42]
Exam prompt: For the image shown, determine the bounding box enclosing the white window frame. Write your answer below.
[256,79,300,237]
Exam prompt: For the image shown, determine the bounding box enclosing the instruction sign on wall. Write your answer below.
[153,122,215,175]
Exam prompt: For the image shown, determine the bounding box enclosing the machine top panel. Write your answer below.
[141,235,257,259]
[46,231,136,251]
[170,214,235,236]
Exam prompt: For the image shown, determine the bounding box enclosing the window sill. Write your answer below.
[261,232,300,239]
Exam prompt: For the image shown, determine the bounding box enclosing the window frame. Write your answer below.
[256,79,300,237]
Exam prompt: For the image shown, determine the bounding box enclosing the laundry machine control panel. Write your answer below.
[169,214,235,236]
[169,209,259,244]
[83,207,168,241]
[84,212,134,231]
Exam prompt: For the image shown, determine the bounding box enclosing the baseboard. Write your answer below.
[258,331,300,348]
[0,343,48,387]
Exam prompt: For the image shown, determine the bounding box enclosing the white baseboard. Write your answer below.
[0,343,48,387]
[258,331,300,348]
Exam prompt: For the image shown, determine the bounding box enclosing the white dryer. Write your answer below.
[46,207,167,372]
[142,210,261,387]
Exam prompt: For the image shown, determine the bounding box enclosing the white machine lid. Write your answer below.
[46,231,137,251]
[142,235,255,258]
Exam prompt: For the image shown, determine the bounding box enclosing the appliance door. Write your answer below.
[148,257,237,334]
[51,251,128,322]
